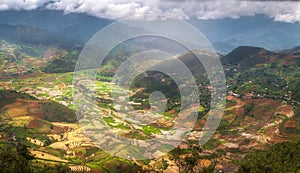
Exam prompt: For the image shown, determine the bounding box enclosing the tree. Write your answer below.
[238,140,300,173]
[0,143,34,173]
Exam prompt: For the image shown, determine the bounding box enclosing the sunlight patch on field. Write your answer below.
[30,149,70,163]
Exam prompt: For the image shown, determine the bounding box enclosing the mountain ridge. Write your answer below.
[0,24,81,49]
[1,10,300,52]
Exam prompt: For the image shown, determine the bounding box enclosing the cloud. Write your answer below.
[188,0,300,23]
[0,0,300,23]
[0,0,48,10]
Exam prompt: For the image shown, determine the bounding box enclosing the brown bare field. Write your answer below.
[30,149,70,163]
[9,115,34,126]
[28,107,44,115]
[28,119,44,128]
[1,99,70,134]
[6,107,29,117]
[245,98,280,108]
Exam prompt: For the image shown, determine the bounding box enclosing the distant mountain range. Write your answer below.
[0,10,112,44]
[189,15,300,53]
[0,10,300,53]
[0,24,79,49]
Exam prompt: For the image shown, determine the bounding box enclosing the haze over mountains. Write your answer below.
[1,10,300,53]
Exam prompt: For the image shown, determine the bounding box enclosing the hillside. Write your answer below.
[0,42,299,172]
[0,24,81,77]
[222,46,274,68]
[279,45,300,56]
[238,140,300,173]
[0,89,141,172]
[0,38,82,77]
[0,10,113,44]
[223,46,300,103]
[0,24,80,49]
[127,45,300,171]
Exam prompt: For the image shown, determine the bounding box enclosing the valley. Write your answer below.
[0,45,299,172]
[0,29,299,172]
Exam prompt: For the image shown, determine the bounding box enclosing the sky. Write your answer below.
[0,0,300,23]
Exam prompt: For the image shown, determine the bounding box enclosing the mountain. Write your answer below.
[279,45,300,55]
[0,24,80,49]
[1,10,300,53]
[223,45,300,103]
[223,46,267,61]
[222,45,300,68]
[0,10,112,43]
[131,45,300,110]
[221,46,276,69]
[189,15,300,53]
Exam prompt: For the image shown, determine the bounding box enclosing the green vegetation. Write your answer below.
[0,90,36,107]
[103,116,116,125]
[222,46,268,69]
[223,46,300,103]
[38,101,77,123]
[238,140,300,173]
[42,51,79,73]
[142,125,161,135]
[169,146,218,173]
[0,123,69,172]
[202,138,222,150]
[0,24,79,49]
[0,141,34,173]
[1,33,300,173]
[244,103,254,116]
[122,131,149,140]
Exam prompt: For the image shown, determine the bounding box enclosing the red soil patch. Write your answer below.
[284,120,297,129]
[168,109,176,114]
[245,98,280,108]
[227,95,234,101]
[50,126,64,135]
[193,119,206,131]
[232,107,245,116]
[91,168,102,173]
[251,108,273,117]
[28,119,43,128]
[280,54,298,66]
[27,107,45,118]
